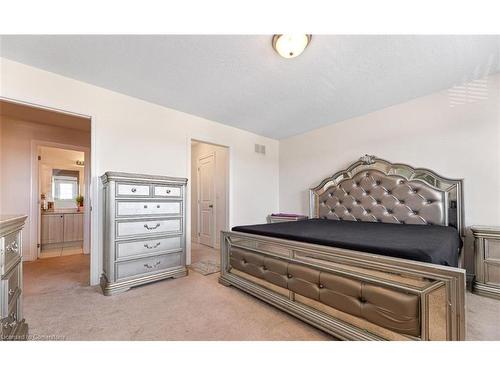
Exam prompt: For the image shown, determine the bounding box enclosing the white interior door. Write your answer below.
[198,153,215,247]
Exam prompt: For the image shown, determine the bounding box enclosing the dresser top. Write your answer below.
[0,214,28,225]
[0,215,28,235]
[471,225,500,237]
[101,171,188,185]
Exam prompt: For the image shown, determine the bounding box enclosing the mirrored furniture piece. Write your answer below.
[100,172,188,296]
[267,214,308,223]
[1,215,28,340]
[471,226,500,299]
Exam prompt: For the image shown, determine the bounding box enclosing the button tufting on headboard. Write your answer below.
[316,169,445,225]
[309,156,464,235]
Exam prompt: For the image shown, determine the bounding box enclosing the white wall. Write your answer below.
[0,116,90,260]
[191,142,229,248]
[279,73,500,273]
[0,58,279,284]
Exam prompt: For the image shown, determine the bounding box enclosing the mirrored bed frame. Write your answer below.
[219,155,466,340]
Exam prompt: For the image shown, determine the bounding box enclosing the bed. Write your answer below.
[219,155,466,340]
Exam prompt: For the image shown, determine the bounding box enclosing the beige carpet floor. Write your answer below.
[23,252,331,340]
[191,242,220,264]
[22,246,500,341]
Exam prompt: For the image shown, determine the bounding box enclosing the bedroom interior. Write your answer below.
[1,2,500,370]
[1,34,499,342]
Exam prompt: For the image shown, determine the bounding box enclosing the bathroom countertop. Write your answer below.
[41,210,84,215]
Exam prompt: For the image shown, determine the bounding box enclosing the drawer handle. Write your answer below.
[6,241,18,252]
[8,288,15,296]
[8,312,17,327]
[156,204,161,208]
[144,242,161,249]
[144,261,161,269]
[131,188,137,193]
[144,223,160,230]
[2,320,15,328]
[166,189,171,194]
[144,205,148,209]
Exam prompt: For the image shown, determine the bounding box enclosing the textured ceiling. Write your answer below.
[1,35,499,139]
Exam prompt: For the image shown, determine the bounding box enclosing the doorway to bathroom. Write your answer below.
[37,145,87,258]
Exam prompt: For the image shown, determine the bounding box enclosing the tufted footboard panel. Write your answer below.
[230,247,420,336]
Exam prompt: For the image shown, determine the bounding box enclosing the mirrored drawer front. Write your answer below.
[3,263,20,307]
[116,236,182,259]
[485,239,500,261]
[153,185,181,198]
[116,201,181,217]
[115,252,182,281]
[485,262,500,286]
[116,183,151,197]
[116,218,181,238]
[1,230,21,275]
[1,298,19,338]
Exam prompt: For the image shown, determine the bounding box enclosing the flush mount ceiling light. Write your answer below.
[272,34,311,59]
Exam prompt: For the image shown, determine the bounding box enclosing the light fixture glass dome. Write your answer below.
[272,34,311,59]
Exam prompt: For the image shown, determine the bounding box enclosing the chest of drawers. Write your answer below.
[100,172,188,296]
[1,215,28,340]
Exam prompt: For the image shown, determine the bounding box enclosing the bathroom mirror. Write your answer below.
[52,169,80,205]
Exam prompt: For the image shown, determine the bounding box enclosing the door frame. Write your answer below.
[31,141,91,259]
[187,137,230,265]
[1,96,99,285]
[196,151,216,249]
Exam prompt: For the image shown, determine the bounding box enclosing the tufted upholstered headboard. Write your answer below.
[310,155,464,237]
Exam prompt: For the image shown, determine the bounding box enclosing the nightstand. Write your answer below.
[471,226,500,299]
